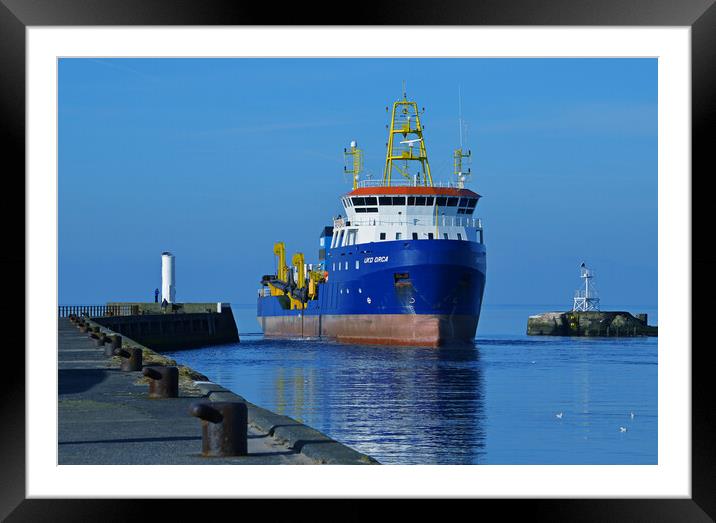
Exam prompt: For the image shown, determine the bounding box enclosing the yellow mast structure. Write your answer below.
[382,86,433,187]
[453,148,471,188]
[344,140,363,190]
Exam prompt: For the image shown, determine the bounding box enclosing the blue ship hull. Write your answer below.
[257,239,486,346]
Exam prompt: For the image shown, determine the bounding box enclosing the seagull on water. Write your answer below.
[555,412,563,419]
[630,411,635,419]
[620,426,628,432]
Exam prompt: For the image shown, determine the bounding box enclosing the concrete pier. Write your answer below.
[58,318,378,464]
[92,302,239,350]
[527,311,658,337]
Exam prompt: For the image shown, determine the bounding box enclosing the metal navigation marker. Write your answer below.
[573,262,600,312]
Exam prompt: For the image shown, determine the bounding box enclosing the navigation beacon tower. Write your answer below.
[573,262,600,312]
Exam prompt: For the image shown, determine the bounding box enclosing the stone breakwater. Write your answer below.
[527,311,657,337]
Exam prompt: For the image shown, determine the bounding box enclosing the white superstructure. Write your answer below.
[330,182,483,249]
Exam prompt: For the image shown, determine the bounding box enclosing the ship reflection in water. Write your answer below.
[166,333,657,465]
[173,337,486,464]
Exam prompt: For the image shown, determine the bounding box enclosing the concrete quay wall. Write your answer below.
[78,317,378,465]
[94,302,239,350]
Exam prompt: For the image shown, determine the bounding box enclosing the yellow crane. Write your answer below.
[269,242,288,296]
[289,252,306,310]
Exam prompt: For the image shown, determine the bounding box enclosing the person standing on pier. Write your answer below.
[154,288,159,303]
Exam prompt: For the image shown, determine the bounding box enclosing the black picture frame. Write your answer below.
[2,1,713,520]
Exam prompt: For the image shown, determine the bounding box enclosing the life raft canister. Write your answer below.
[324,271,329,282]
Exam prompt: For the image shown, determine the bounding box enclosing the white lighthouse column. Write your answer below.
[161,252,176,303]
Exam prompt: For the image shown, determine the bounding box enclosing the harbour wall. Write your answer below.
[527,311,657,337]
[75,316,378,464]
[91,302,239,350]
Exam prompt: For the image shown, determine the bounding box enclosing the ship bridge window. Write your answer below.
[447,197,459,206]
[352,197,365,206]
[414,196,426,205]
[392,196,406,205]
[435,197,447,206]
[346,229,357,246]
[365,197,377,205]
[365,207,378,213]
[379,196,391,205]
[467,198,477,208]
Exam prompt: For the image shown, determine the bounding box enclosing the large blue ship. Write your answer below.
[257,91,486,346]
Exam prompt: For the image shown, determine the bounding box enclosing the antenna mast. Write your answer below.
[453,85,471,189]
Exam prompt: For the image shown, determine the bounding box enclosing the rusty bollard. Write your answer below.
[106,334,122,357]
[143,366,179,399]
[189,402,248,457]
[115,347,143,371]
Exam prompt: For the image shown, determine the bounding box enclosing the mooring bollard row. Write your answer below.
[105,334,122,357]
[143,365,179,399]
[189,401,248,457]
[114,347,143,371]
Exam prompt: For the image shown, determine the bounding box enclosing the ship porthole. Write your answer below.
[367,297,372,304]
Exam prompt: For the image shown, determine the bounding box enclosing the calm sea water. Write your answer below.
[164,304,657,464]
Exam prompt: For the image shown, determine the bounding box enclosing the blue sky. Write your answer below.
[59,58,657,321]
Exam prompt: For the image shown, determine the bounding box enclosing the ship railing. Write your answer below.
[355,179,469,189]
[347,217,483,229]
[258,287,272,297]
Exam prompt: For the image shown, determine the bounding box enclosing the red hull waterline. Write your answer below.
[258,314,478,348]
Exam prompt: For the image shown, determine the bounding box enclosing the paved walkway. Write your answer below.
[58,319,314,464]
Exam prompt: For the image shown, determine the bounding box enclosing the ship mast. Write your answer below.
[382,85,433,187]
[453,85,471,188]
[343,140,363,190]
